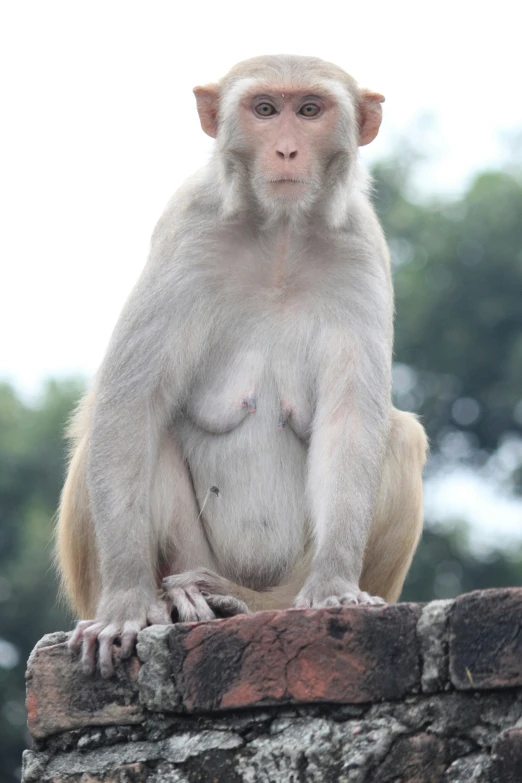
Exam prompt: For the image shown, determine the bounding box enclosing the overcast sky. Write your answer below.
[1,2,521,536]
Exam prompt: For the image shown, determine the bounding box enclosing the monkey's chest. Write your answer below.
[183,347,314,441]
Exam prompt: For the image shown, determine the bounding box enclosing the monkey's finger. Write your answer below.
[98,624,120,679]
[119,620,142,660]
[69,620,96,653]
[334,594,358,606]
[148,602,172,626]
[168,587,201,623]
[322,596,342,608]
[206,594,250,617]
[80,622,104,675]
[354,591,386,606]
[293,597,312,609]
[162,573,191,591]
[185,587,215,621]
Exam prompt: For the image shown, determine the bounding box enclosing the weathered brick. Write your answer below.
[47,766,147,783]
[23,593,522,783]
[491,728,522,783]
[449,588,522,691]
[26,632,143,740]
[417,599,452,693]
[158,603,422,713]
[47,765,147,782]
[372,733,447,783]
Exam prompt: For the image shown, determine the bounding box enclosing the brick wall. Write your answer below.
[22,589,522,782]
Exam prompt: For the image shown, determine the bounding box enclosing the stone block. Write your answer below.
[26,632,143,740]
[24,592,522,782]
[491,728,522,783]
[449,588,522,691]
[372,733,447,782]
[417,599,452,693]
[48,764,147,783]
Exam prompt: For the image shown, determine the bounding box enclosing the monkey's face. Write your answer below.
[236,86,343,205]
[194,58,384,220]
[227,81,357,215]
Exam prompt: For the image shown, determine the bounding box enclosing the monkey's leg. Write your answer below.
[360,408,428,603]
[70,431,222,675]
[157,433,258,622]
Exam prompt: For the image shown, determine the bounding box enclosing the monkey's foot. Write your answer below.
[162,569,250,622]
[68,594,172,679]
[294,578,385,610]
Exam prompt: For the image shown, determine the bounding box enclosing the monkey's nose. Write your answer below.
[276,148,298,160]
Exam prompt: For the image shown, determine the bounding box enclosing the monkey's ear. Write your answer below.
[193,84,220,138]
[358,90,385,146]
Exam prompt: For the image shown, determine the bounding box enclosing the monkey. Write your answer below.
[57,54,428,678]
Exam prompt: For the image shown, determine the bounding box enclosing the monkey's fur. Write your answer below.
[57,55,427,676]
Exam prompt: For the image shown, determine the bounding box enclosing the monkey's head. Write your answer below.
[194,55,384,220]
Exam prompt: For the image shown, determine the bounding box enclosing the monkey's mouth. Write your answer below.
[268,179,306,184]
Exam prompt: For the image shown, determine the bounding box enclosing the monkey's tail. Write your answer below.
[55,391,100,619]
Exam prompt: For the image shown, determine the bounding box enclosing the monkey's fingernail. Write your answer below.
[248,394,256,413]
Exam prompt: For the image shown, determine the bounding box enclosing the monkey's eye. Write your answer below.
[255,103,277,117]
[299,103,321,118]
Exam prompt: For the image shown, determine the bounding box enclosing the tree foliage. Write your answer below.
[374,160,522,470]
[0,381,82,783]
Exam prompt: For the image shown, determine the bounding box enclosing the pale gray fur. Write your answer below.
[59,55,425,677]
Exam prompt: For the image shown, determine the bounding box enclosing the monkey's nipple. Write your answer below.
[278,404,292,430]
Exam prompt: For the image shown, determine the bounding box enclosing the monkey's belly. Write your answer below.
[176,413,310,589]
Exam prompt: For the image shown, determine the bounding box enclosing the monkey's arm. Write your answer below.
[69,257,204,676]
[296,314,393,608]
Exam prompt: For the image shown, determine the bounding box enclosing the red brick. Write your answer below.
[26,637,143,740]
[449,588,522,691]
[167,604,421,712]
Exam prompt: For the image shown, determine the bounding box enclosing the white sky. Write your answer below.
[1,1,521,539]
[425,466,522,552]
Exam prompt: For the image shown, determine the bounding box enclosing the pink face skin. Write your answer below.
[237,87,340,203]
[195,69,383,215]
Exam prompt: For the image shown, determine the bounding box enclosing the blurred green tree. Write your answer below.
[374,160,522,487]
[402,523,522,602]
[0,380,82,783]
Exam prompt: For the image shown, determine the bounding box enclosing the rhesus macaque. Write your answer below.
[58,55,427,677]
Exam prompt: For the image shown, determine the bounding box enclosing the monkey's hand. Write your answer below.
[68,590,172,678]
[294,576,385,609]
[162,569,250,622]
